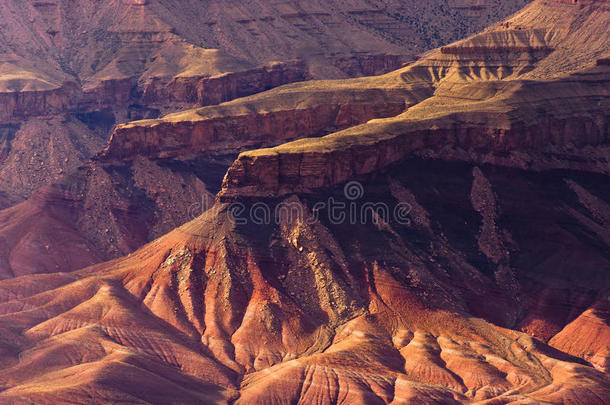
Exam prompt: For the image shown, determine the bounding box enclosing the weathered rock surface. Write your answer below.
[0,71,429,278]
[0,160,608,403]
[0,154,228,279]
[219,69,610,198]
[218,0,610,198]
[102,76,429,160]
[195,61,308,106]
[0,0,530,206]
[1,0,608,279]
[78,57,308,114]
[0,83,80,122]
[0,116,108,200]
[549,300,610,373]
[0,1,608,402]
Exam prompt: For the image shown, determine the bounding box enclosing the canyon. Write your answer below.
[0,0,607,276]
[0,0,607,404]
[0,0,530,206]
[0,159,608,403]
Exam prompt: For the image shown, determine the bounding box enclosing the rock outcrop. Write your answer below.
[0,82,80,122]
[1,0,607,278]
[0,1,607,403]
[195,61,308,106]
[0,75,427,278]
[75,60,309,114]
[219,70,610,199]
[330,54,406,77]
[0,160,608,403]
[101,78,427,160]
[217,0,610,199]
[0,0,529,207]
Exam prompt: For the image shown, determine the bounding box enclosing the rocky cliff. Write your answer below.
[0,0,531,206]
[219,69,610,199]
[0,1,608,403]
[0,159,608,403]
[1,0,607,279]
[138,61,302,107]
[79,60,309,111]
[0,75,426,279]
[0,52,310,204]
[217,0,610,198]
[195,61,308,106]
[101,78,429,160]
[0,82,80,122]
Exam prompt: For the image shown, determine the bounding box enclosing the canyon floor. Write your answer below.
[0,0,609,404]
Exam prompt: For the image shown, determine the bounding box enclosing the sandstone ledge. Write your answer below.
[219,72,610,199]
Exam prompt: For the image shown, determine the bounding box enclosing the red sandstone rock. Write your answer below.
[0,82,80,122]
[196,61,308,106]
[0,0,530,208]
[0,2,607,402]
[0,178,608,403]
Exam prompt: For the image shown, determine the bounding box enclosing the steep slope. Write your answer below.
[0,0,530,208]
[0,1,608,402]
[220,0,610,198]
[0,74,419,279]
[101,74,431,160]
[0,0,68,94]
[41,0,531,80]
[0,160,608,403]
[549,300,610,373]
[0,116,108,201]
[0,0,607,279]
[3,0,532,109]
[0,154,224,279]
[220,66,610,198]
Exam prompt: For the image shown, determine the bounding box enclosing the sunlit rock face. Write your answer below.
[0,0,529,208]
[0,0,608,403]
[1,158,609,403]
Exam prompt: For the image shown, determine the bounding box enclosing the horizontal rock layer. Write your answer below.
[100,79,429,160]
[102,103,408,161]
[0,82,80,122]
[220,72,610,199]
[195,61,308,106]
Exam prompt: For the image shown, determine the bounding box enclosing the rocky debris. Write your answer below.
[0,159,608,403]
[470,167,505,265]
[0,116,107,200]
[0,151,227,279]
